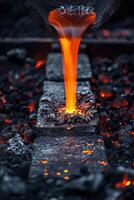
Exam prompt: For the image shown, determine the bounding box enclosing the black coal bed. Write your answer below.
[0,38,134,200]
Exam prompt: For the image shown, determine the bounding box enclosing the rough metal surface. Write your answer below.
[36,81,98,129]
[29,136,108,178]
[32,52,106,179]
[45,53,92,81]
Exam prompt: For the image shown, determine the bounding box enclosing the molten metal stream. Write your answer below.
[48,10,96,113]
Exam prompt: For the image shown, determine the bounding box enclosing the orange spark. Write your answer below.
[116,175,132,189]
[35,60,45,69]
[44,172,49,176]
[59,106,85,116]
[98,161,108,166]
[100,90,113,98]
[44,169,49,176]
[64,176,70,181]
[82,149,94,155]
[48,9,96,113]
[56,172,61,176]
[28,102,35,112]
[39,160,48,165]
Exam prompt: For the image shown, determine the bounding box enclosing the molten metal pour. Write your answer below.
[48,7,96,113]
[24,0,121,114]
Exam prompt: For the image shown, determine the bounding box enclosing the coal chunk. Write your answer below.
[6,48,27,63]
[7,134,27,155]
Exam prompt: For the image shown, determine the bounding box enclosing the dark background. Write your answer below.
[0,0,133,37]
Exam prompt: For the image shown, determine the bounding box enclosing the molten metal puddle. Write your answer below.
[57,92,96,124]
[48,6,96,113]
[37,81,98,128]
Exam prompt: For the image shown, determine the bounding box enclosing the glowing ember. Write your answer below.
[64,176,70,181]
[100,90,113,98]
[4,119,12,124]
[44,172,49,176]
[129,131,134,136]
[39,160,48,165]
[98,161,108,166]
[48,7,96,113]
[35,60,45,69]
[116,175,133,189]
[28,102,36,112]
[82,149,94,155]
[56,172,61,176]
[55,95,96,125]
[59,106,85,116]
[44,169,49,176]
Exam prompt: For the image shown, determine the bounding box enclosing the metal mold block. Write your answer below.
[45,53,92,81]
[36,81,98,129]
[29,135,108,178]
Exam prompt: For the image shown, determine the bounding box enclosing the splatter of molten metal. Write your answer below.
[48,8,96,113]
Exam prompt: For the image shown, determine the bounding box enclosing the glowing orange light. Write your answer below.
[44,169,49,176]
[28,102,35,112]
[44,172,49,176]
[64,176,70,181]
[48,10,96,113]
[129,131,134,136]
[35,60,45,69]
[66,126,71,130]
[58,106,85,116]
[98,161,108,166]
[100,90,113,98]
[56,172,61,176]
[82,149,94,155]
[4,119,12,124]
[116,175,132,189]
[39,160,48,165]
